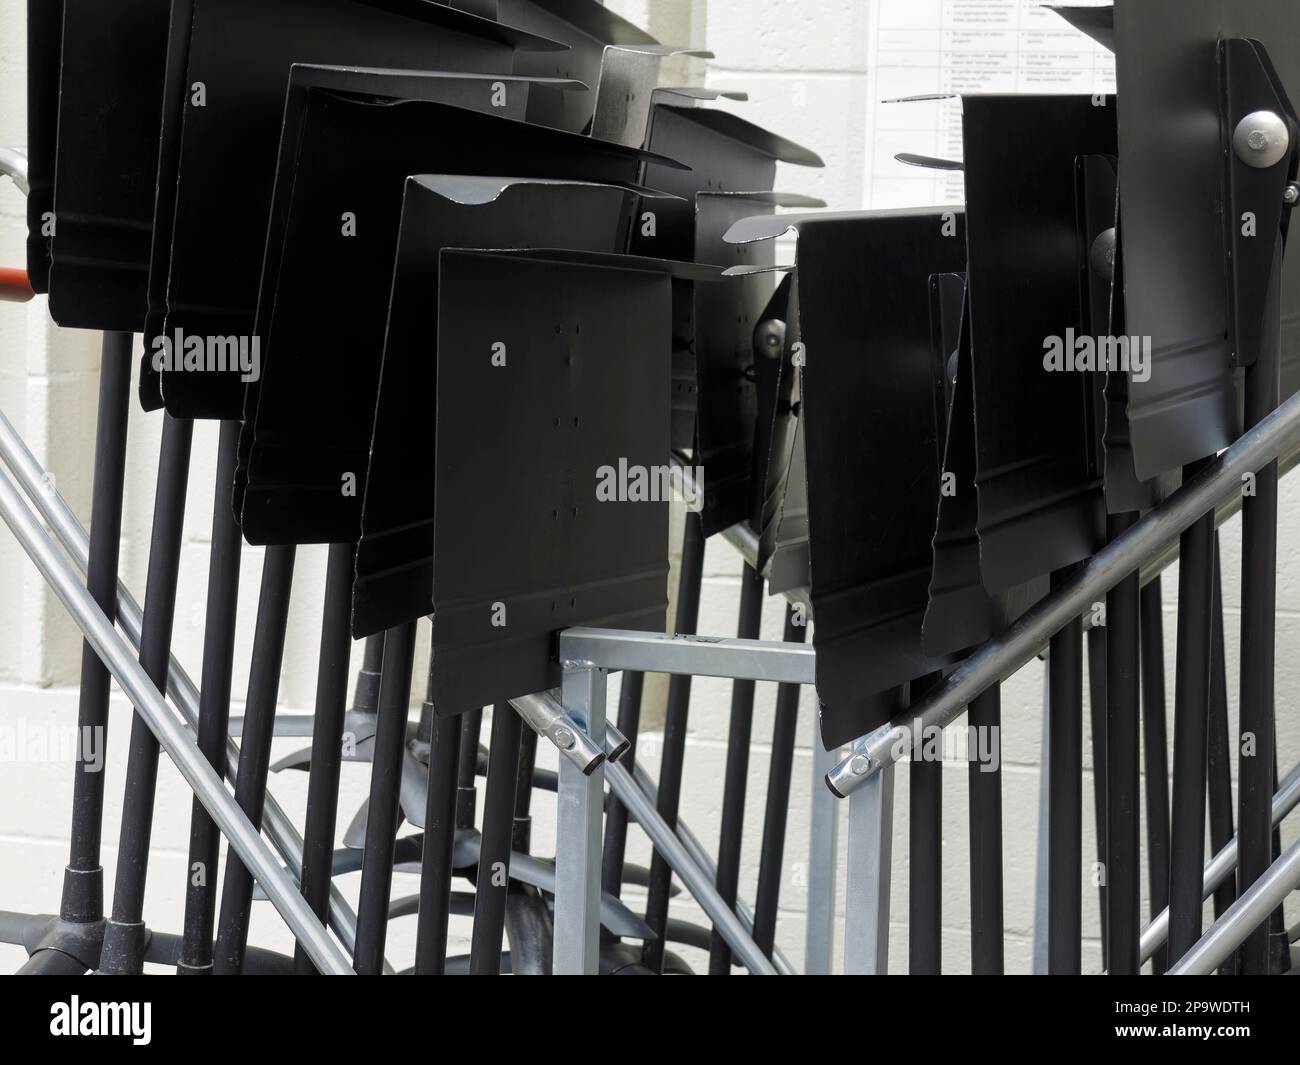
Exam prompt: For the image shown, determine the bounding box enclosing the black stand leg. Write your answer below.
[1167,461,1215,967]
[1207,539,1238,919]
[469,705,522,975]
[293,542,356,974]
[352,620,418,974]
[59,332,131,931]
[1105,512,1141,975]
[708,562,763,974]
[456,709,484,832]
[1086,623,1108,969]
[211,544,296,974]
[414,705,462,975]
[1238,237,1283,974]
[513,726,538,854]
[1140,577,1171,974]
[642,510,704,972]
[751,604,804,962]
[1048,568,1083,974]
[968,685,1003,974]
[178,420,243,973]
[909,673,944,974]
[98,416,193,975]
[601,671,644,904]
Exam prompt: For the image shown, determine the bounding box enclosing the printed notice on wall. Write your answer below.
[862,0,1116,209]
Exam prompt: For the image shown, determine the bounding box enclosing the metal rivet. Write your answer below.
[1089,227,1117,282]
[1233,110,1290,169]
[754,318,786,360]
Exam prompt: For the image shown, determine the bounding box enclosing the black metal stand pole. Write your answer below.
[456,708,484,832]
[513,725,538,854]
[1139,576,1171,974]
[707,562,764,974]
[211,543,297,974]
[1207,539,1237,923]
[353,634,385,726]
[909,672,944,975]
[1105,512,1141,975]
[469,705,523,975]
[600,670,644,903]
[177,420,244,973]
[1167,459,1215,966]
[60,331,132,928]
[1206,537,1243,975]
[352,619,418,974]
[1048,568,1083,974]
[97,415,193,975]
[1238,237,1282,974]
[1086,623,1109,969]
[505,723,545,974]
[752,604,805,962]
[414,703,463,975]
[968,684,1003,974]
[1268,742,1290,973]
[292,542,356,974]
[642,509,705,972]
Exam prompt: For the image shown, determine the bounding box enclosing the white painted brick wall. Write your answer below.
[0,0,1294,975]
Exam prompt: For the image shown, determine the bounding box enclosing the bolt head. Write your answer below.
[849,753,872,777]
[552,726,576,750]
[1285,183,1300,207]
[754,318,786,360]
[1233,110,1291,169]
[1090,227,1118,282]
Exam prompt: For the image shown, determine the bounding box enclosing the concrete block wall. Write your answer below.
[0,0,1294,974]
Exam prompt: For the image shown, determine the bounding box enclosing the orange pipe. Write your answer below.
[0,266,35,303]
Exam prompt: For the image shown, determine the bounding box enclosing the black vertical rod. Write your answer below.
[1207,538,1245,976]
[177,420,244,973]
[1238,235,1282,975]
[642,509,705,972]
[292,542,357,975]
[211,543,297,974]
[414,707,463,975]
[600,671,644,900]
[1086,623,1109,968]
[60,331,132,925]
[968,684,1003,974]
[353,634,386,717]
[456,708,484,831]
[1268,743,1290,972]
[1048,568,1083,974]
[1139,576,1171,975]
[352,619,418,974]
[513,725,539,854]
[707,562,764,974]
[1167,459,1216,966]
[1207,538,1237,926]
[97,416,194,974]
[751,604,805,961]
[1105,512,1141,975]
[469,705,523,975]
[909,672,943,974]
[506,723,541,971]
